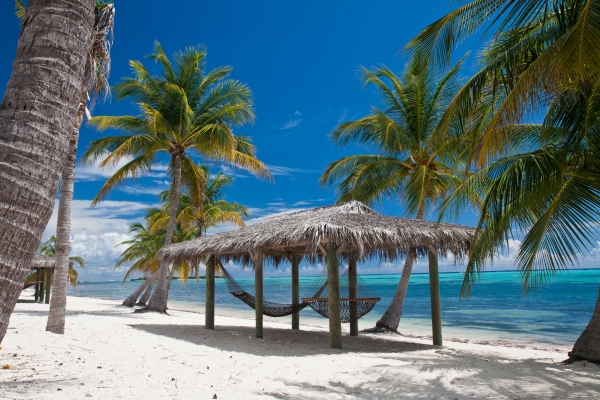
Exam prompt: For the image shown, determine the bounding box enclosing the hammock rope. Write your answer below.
[220,264,380,322]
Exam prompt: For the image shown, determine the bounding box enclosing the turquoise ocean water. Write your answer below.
[67,269,600,346]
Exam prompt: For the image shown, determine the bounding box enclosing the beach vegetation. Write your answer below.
[320,55,472,332]
[0,0,96,344]
[83,42,272,313]
[409,0,600,362]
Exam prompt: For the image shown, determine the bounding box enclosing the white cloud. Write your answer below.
[76,156,168,182]
[280,118,302,130]
[294,110,302,116]
[266,165,319,176]
[43,199,154,281]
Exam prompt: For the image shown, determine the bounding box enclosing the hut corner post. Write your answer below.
[39,270,46,303]
[348,252,358,337]
[428,246,442,346]
[326,242,342,349]
[45,268,52,304]
[291,255,300,330]
[34,269,40,301]
[252,251,264,339]
[205,256,215,330]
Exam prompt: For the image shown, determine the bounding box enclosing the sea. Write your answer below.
[67,269,600,347]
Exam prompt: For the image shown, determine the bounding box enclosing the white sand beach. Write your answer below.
[1,292,599,400]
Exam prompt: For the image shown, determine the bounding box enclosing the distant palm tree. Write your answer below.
[39,236,85,288]
[84,42,272,312]
[320,56,468,332]
[118,168,249,306]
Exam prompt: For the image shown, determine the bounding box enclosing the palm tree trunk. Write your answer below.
[137,278,154,306]
[46,90,87,334]
[568,286,600,362]
[0,0,95,343]
[123,270,159,307]
[373,247,417,332]
[144,153,183,313]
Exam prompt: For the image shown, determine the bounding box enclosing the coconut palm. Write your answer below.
[0,0,95,344]
[83,42,272,312]
[320,56,468,332]
[39,236,86,288]
[41,1,114,334]
[410,0,600,362]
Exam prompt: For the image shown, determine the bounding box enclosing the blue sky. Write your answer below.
[2,1,594,280]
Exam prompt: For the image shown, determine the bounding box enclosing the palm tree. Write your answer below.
[0,0,96,344]
[410,0,600,361]
[39,236,86,288]
[44,1,114,334]
[83,43,271,313]
[320,56,467,332]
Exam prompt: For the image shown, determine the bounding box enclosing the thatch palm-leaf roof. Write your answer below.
[31,254,73,269]
[160,201,475,266]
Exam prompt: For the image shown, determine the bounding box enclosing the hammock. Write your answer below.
[221,266,310,317]
[220,264,380,322]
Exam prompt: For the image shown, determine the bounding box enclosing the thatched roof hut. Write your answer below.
[161,201,474,265]
[160,201,475,349]
[30,254,73,269]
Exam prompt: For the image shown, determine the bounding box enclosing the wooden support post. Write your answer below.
[348,252,358,337]
[45,268,52,304]
[205,255,215,330]
[326,242,342,349]
[291,255,300,330]
[34,269,40,301]
[428,246,442,346]
[253,252,264,339]
[39,269,46,303]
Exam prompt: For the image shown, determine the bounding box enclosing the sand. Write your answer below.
[1,291,599,399]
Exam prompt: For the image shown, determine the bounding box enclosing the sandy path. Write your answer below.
[1,293,599,399]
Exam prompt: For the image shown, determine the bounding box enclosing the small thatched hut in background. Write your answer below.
[26,255,73,304]
[161,201,475,348]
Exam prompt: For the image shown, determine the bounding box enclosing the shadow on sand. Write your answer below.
[128,323,433,357]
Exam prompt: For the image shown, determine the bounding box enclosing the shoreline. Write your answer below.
[2,293,599,399]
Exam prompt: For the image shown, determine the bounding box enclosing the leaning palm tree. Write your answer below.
[39,236,86,288]
[320,56,468,332]
[84,42,272,312]
[410,0,600,362]
[0,0,95,344]
[45,1,114,334]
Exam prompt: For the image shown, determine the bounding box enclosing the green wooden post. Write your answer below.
[291,255,300,330]
[428,246,442,346]
[348,252,358,337]
[326,242,342,349]
[205,255,215,330]
[254,252,264,339]
[34,269,40,301]
[39,269,46,303]
[44,268,52,304]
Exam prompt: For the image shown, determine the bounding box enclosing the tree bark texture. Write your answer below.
[326,242,342,349]
[375,247,417,332]
[123,270,159,307]
[145,154,183,313]
[46,98,85,333]
[569,286,600,362]
[0,0,95,343]
[137,278,154,305]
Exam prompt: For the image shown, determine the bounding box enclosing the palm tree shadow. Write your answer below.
[128,323,433,357]
[260,351,600,399]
